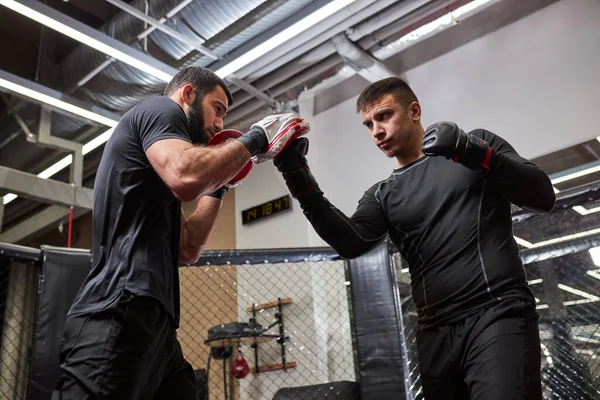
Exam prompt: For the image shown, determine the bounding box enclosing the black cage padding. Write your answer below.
[347,244,406,400]
[273,381,361,400]
[27,245,91,400]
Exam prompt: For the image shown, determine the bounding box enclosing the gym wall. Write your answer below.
[235,0,600,250]
[235,261,355,400]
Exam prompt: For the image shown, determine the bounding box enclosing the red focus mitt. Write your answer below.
[207,129,253,188]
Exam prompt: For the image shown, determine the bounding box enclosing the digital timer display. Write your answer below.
[241,195,291,225]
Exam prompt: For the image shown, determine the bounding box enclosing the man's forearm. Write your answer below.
[177,140,251,200]
[179,197,223,264]
[487,151,556,213]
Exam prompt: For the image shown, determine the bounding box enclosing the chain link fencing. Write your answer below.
[0,258,38,400]
[178,259,358,400]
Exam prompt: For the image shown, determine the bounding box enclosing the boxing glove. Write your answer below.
[422,121,493,172]
[237,114,310,163]
[273,137,323,204]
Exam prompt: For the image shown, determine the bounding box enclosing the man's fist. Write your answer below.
[273,137,322,203]
[273,136,310,173]
[422,121,493,172]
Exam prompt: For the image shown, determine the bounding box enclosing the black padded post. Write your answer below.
[27,245,91,400]
[347,244,406,400]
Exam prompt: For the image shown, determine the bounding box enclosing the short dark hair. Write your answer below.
[356,77,419,113]
[163,66,234,106]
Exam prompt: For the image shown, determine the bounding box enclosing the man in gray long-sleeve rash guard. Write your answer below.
[273,77,555,400]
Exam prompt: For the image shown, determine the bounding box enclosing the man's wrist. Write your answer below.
[236,126,267,157]
[206,186,228,200]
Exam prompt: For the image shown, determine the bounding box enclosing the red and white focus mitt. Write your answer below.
[250,114,310,164]
[207,129,253,188]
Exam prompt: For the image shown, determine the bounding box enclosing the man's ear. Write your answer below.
[408,101,421,121]
[181,83,195,106]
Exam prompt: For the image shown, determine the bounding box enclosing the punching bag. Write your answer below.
[231,351,250,379]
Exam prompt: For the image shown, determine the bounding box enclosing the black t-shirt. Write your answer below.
[299,129,555,329]
[69,96,191,327]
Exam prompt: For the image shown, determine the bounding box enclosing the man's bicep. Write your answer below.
[145,138,193,193]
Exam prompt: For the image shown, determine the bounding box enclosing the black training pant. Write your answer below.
[52,293,197,400]
[417,298,542,400]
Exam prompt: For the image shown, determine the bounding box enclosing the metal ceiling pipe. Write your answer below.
[56,0,183,95]
[226,0,442,117]
[226,53,342,114]
[229,0,397,80]
[225,1,439,110]
[288,0,478,96]
[225,55,345,125]
[331,32,396,82]
[347,0,446,43]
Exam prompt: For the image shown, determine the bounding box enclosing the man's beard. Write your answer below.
[186,97,209,145]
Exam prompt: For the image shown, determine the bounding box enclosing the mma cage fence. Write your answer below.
[1,181,600,400]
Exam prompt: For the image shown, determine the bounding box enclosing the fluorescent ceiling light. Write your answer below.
[558,283,600,301]
[3,193,17,204]
[573,205,600,216]
[540,343,553,365]
[0,0,173,82]
[564,299,599,306]
[372,0,496,60]
[0,76,119,127]
[214,0,359,78]
[514,236,534,248]
[551,164,600,185]
[528,278,543,285]
[587,269,600,280]
[83,128,115,155]
[514,227,600,250]
[572,335,600,344]
[536,304,549,310]
[589,247,600,266]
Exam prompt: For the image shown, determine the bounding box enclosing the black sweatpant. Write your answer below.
[417,298,542,400]
[52,292,197,400]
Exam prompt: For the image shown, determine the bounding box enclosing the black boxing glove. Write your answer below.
[422,121,494,172]
[273,138,323,204]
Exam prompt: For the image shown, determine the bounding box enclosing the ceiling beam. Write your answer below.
[226,75,280,110]
[0,166,93,209]
[104,0,219,61]
[0,205,89,244]
[0,69,121,127]
[0,0,178,82]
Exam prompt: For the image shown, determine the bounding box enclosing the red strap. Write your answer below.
[481,147,493,172]
[68,206,73,248]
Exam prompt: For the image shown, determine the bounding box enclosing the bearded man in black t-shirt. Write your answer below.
[273,77,556,400]
[53,66,310,400]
